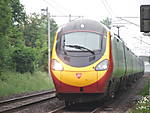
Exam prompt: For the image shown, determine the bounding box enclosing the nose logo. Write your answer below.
[76,73,82,79]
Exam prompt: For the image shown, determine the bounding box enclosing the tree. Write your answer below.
[0,0,27,72]
[0,0,12,71]
[24,13,47,48]
[10,0,27,25]
[24,14,58,48]
[12,47,36,73]
[23,13,58,70]
[0,0,58,73]
[100,17,112,29]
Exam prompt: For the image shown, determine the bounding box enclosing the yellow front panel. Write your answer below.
[52,69,107,87]
[60,71,105,87]
[60,71,98,87]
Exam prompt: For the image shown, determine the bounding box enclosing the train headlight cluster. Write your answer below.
[95,59,108,71]
[51,59,64,71]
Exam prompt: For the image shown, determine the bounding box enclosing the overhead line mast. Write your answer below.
[51,14,83,22]
[41,7,51,75]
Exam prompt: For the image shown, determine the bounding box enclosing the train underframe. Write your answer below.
[57,93,105,106]
[56,72,144,106]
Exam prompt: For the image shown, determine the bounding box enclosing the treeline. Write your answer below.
[0,0,58,74]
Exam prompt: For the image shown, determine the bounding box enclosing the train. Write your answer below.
[50,19,144,106]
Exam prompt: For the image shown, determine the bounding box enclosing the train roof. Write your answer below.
[59,19,109,34]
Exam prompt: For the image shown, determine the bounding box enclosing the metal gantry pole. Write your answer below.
[47,7,51,76]
[112,25,124,38]
[41,7,51,76]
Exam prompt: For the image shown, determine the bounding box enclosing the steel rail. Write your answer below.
[0,89,55,105]
[49,106,65,113]
[0,89,56,113]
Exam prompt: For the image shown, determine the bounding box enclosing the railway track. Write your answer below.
[0,90,56,113]
[49,98,125,113]
[50,100,105,113]
[49,104,111,113]
[49,74,148,113]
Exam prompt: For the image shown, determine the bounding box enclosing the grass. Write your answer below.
[0,71,54,97]
[127,80,150,113]
[139,80,150,96]
[128,96,150,113]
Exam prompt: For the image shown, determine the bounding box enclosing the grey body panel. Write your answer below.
[111,34,144,77]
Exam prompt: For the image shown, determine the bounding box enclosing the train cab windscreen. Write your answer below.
[56,31,105,67]
[63,32,102,53]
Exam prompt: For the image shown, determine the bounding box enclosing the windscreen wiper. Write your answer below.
[65,45,95,55]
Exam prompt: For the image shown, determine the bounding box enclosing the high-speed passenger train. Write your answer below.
[50,19,144,106]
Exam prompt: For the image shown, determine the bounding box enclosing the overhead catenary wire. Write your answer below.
[95,0,113,17]
[103,0,116,17]
[101,0,113,17]
[114,17,150,51]
[133,46,150,55]
[42,0,66,15]
[49,0,70,14]
[117,17,140,27]
[50,17,83,33]
[132,36,150,46]
[42,0,83,23]
[40,0,150,54]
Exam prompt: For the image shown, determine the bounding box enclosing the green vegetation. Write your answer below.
[139,80,150,96]
[0,0,57,97]
[0,0,58,74]
[128,81,150,113]
[0,71,54,97]
[100,17,112,29]
[128,96,150,113]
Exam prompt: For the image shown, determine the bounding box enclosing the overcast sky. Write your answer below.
[20,0,150,56]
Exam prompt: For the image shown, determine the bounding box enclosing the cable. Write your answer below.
[114,17,150,47]
[103,0,116,17]
[132,36,150,46]
[50,0,69,14]
[96,0,113,17]
[42,0,66,15]
[117,17,139,18]
[50,16,83,33]
[133,46,150,54]
[102,0,113,17]
[117,17,140,27]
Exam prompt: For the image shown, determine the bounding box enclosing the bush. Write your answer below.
[0,71,54,97]
[139,80,150,96]
[12,47,36,73]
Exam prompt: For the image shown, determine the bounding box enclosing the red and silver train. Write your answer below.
[50,19,144,106]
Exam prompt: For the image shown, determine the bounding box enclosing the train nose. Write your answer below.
[59,71,98,92]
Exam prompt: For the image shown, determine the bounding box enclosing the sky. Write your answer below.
[20,0,150,56]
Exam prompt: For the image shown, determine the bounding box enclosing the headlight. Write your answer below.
[51,59,64,71]
[95,59,108,71]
